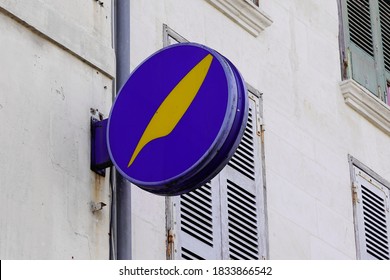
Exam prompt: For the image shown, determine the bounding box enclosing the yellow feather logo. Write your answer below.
[128,53,214,167]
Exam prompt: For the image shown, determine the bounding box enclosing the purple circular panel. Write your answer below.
[107,43,240,193]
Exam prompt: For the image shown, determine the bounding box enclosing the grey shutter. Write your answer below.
[379,0,390,102]
[344,0,379,95]
[379,0,390,73]
[353,167,390,260]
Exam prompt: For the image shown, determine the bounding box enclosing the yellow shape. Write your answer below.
[128,53,214,167]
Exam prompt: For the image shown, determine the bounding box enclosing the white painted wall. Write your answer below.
[0,1,114,259]
[129,0,390,260]
[2,0,389,260]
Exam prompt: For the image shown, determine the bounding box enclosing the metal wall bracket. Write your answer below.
[91,117,112,176]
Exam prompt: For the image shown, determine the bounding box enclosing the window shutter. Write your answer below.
[227,102,257,181]
[344,0,379,95]
[219,95,266,259]
[170,92,266,260]
[353,167,390,260]
[379,0,390,102]
[379,0,390,73]
[171,179,223,260]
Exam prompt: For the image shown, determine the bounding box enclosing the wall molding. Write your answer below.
[340,79,390,136]
[0,2,115,79]
[205,0,272,37]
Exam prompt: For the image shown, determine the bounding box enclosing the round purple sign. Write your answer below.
[107,43,247,195]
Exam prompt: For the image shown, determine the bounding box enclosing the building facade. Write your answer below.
[1,0,389,260]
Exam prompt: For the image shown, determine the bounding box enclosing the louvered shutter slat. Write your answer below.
[228,107,256,181]
[174,180,223,259]
[181,247,205,260]
[180,184,214,247]
[347,0,374,56]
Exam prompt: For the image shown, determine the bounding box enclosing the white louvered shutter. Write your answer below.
[170,91,266,260]
[353,167,390,260]
[219,94,266,259]
[170,179,223,260]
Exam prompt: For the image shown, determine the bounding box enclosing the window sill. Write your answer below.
[340,79,390,136]
[205,0,273,37]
